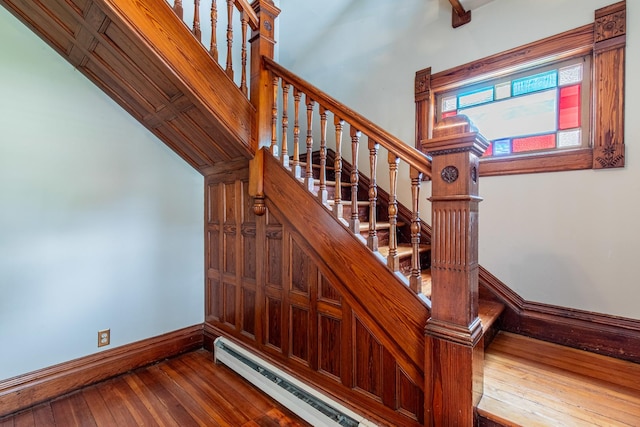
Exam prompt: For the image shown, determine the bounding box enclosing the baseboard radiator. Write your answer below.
[213,337,377,426]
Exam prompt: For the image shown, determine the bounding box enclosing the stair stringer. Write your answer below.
[262,151,430,423]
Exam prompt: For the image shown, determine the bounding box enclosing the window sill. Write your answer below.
[479,148,593,177]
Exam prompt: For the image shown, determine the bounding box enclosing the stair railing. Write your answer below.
[261,57,432,296]
[168,0,258,96]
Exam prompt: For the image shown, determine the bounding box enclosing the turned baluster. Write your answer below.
[410,167,423,293]
[333,117,345,220]
[174,0,183,19]
[292,88,302,178]
[304,96,315,192]
[281,82,290,168]
[193,0,201,41]
[209,0,218,60]
[349,127,361,233]
[225,0,234,79]
[367,139,380,251]
[240,13,248,95]
[270,76,278,156]
[318,106,328,205]
[387,153,400,271]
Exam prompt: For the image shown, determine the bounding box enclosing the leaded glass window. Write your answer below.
[436,56,590,158]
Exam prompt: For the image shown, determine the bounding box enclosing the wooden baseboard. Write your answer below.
[480,267,640,363]
[203,321,220,351]
[0,324,204,417]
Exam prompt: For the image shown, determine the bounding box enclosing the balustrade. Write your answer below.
[262,57,433,298]
[167,0,258,97]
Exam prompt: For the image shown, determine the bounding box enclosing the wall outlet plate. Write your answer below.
[98,329,110,347]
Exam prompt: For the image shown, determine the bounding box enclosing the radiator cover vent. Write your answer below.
[214,337,377,427]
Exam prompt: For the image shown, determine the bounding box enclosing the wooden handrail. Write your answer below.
[234,0,258,29]
[263,57,432,178]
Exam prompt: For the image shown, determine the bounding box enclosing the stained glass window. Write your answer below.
[436,56,589,159]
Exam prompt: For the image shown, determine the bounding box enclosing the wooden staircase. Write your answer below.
[3,0,640,425]
[302,151,434,296]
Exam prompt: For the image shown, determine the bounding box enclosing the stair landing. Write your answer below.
[478,332,640,426]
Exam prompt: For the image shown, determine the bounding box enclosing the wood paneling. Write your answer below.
[205,160,426,426]
[0,0,255,174]
[0,325,203,418]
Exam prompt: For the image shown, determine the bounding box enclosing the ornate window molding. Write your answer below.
[415,1,626,176]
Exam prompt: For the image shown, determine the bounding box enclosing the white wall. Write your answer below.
[0,8,204,380]
[277,0,639,319]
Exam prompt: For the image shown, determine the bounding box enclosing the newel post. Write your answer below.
[422,116,489,426]
[248,0,280,215]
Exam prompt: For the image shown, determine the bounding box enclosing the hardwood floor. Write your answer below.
[0,350,311,427]
[478,332,640,426]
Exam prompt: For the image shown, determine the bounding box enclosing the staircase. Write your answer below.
[2,0,639,425]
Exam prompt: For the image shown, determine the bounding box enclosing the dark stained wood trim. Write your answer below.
[0,325,204,417]
[429,24,594,91]
[449,0,471,28]
[479,267,640,364]
[479,148,593,177]
[203,322,220,352]
[592,1,626,169]
[263,150,429,381]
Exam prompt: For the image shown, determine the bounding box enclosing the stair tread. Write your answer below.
[328,199,369,206]
[297,161,335,171]
[314,178,350,186]
[358,221,407,232]
[478,299,504,332]
[377,244,430,258]
[478,331,640,426]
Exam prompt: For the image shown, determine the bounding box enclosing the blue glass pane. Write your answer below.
[512,70,558,96]
[458,87,494,108]
[493,139,511,155]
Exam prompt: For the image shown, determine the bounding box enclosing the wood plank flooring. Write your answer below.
[0,350,311,427]
[478,332,640,426]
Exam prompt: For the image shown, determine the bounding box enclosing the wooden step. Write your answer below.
[477,332,640,426]
[377,243,430,259]
[358,221,406,232]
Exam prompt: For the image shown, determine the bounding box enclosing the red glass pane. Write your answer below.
[442,111,457,118]
[484,143,493,157]
[558,85,581,130]
[512,134,556,153]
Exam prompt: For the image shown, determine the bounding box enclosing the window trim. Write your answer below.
[415,1,626,176]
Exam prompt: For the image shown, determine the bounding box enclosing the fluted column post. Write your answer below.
[248,0,280,215]
[422,116,489,426]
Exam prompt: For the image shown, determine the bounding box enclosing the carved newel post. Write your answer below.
[248,0,280,215]
[422,116,489,426]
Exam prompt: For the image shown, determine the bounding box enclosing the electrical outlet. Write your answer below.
[98,329,110,347]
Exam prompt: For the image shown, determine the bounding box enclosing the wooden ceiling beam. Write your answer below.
[448,0,471,28]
